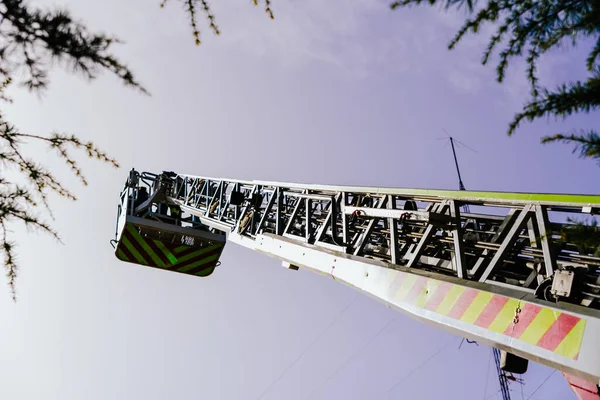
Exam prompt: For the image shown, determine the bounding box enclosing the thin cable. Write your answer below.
[520,378,525,400]
[304,317,397,400]
[453,139,478,153]
[442,128,478,153]
[255,294,360,400]
[381,337,455,398]
[525,370,555,400]
[483,349,492,399]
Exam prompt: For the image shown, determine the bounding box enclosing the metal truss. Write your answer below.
[129,170,600,311]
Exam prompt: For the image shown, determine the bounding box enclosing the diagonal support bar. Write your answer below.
[388,195,400,265]
[256,189,277,235]
[406,201,450,268]
[450,200,467,279]
[284,190,306,235]
[478,204,533,282]
[535,205,557,278]
[470,209,519,277]
[352,197,387,256]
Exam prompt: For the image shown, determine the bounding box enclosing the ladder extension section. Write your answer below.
[118,170,600,386]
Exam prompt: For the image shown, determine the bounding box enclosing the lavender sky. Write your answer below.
[1,0,598,399]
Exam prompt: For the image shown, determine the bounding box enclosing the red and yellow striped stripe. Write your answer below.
[386,270,586,360]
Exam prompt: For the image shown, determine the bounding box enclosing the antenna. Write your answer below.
[449,136,466,191]
[439,128,476,192]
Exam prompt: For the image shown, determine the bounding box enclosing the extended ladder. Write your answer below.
[113,169,600,391]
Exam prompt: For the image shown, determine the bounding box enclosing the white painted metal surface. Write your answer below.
[228,231,600,385]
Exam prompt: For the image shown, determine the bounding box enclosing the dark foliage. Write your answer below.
[390,0,600,160]
[0,0,276,300]
[561,218,600,256]
[0,0,149,299]
[160,0,274,45]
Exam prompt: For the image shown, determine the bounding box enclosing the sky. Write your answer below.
[1,0,599,399]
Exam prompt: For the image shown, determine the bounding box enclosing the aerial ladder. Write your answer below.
[112,168,600,400]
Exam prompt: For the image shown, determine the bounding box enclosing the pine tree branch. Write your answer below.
[390,0,600,143]
[391,0,476,12]
[560,217,600,257]
[588,38,600,71]
[0,0,148,94]
[541,130,600,160]
[508,73,600,135]
[262,0,275,19]
[161,0,274,46]
[0,75,118,299]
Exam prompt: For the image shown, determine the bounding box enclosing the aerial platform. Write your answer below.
[113,169,600,398]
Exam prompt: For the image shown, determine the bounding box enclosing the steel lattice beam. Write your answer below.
[156,173,600,308]
[115,170,600,387]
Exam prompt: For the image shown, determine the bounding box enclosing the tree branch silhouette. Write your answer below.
[390,0,599,158]
[0,0,144,299]
[0,0,278,299]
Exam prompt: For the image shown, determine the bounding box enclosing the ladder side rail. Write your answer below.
[159,173,600,312]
